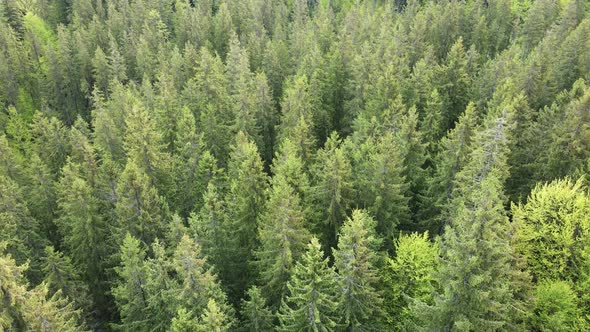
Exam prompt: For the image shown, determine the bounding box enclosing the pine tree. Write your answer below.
[0,175,45,281]
[382,232,439,330]
[240,286,274,332]
[185,47,233,164]
[277,237,339,332]
[56,161,107,286]
[333,210,383,331]
[355,132,410,246]
[256,176,310,308]
[2,242,89,331]
[395,107,428,231]
[172,106,212,217]
[277,74,315,147]
[143,239,179,331]
[22,153,57,240]
[171,308,199,332]
[30,112,71,175]
[271,138,311,207]
[123,102,172,194]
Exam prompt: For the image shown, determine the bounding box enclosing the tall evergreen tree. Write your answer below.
[309,132,353,251]
[114,160,169,246]
[423,102,479,234]
[277,237,339,332]
[172,234,232,321]
[112,234,150,331]
[333,210,384,331]
[415,106,529,330]
[223,131,268,302]
[256,176,310,308]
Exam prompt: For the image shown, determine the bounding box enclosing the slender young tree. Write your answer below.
[240,286,274,332]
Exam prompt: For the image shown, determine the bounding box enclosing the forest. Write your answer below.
[0,0,590,330]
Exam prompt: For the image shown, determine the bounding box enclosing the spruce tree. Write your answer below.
[309,132,353,251]
[240,286,274,332]
[356,132,410,247]
[277,237,339,332]
[41,246,93,316]
[333,210,384,331]
[223,131,268,302]
[416,107,529,330]
[115,160,169,246]
[196,298,232,332]
[172,234,232,321]
[112,234,150,331]
[256,176,310,307]
[423,102,478,234]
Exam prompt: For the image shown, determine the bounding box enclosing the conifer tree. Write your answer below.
[240,286,274,332]
[30,112,71,175]
[173,234,232,320]
[172,106,211,217]
[277,237,339,332]
[416,107,528,330]
[423,102,478,234]
[112,234,150,330]
[57,161,107,284]
[23,153,57,239]
[171,308,199,332]
[196,298,232,332]
[278,74,315,146]
[256,176,310,307]
[143,239,179,331]
[1,245,88,332]
[382,232,439,330]
[333,210,383,331]
[0,175,45,280]
[115,160,169,246]
[356,132,410,246]
[123,102,172,193]
[309,132,353,251]
[41,246,93,315]
[223,131,268,301]
[271,138,311,206]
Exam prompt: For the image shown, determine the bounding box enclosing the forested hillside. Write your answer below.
[1,0,590,330]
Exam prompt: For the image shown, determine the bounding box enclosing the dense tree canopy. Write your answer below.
[1,0,590,330]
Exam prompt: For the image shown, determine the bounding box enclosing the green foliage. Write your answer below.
[277,237,339,331]
[240,286,274,332]
[256,176,310,308]
[382,232,439,330]
[2,0,590,329]
[333,210,384,330]
[513,178,590,282]
[532,280,585,331]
